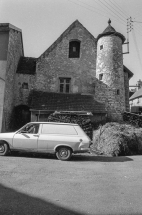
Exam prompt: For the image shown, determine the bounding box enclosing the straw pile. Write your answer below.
[92,122,142,156]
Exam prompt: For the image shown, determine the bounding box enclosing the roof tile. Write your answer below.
[29,91,106,113]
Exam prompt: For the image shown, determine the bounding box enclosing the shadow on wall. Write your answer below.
[10,105,31,131]
[0,183,84,215]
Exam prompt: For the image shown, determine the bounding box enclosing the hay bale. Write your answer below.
[92,122,142,156]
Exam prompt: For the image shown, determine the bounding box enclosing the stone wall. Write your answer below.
[124,71,130,112]
[2,28,23,131]
[0,31,9,132]
[36,24,96,94]
[96,35,125,121]
[14,74,36,106]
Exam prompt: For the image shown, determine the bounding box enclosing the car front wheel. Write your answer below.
[56,147,72,161]
[0,142,9,156]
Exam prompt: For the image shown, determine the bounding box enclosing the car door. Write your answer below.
[12,124,40,151]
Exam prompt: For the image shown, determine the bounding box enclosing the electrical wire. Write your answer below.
[102,0,126,23]
[132,29,142,72]
[108,0,130,18]
[67,0,126,27]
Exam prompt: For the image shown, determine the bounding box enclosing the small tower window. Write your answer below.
[116,89,120,95]
[22,82,28,89]
[100,45,103,50]
[69,40,80,58]
[99,73,103,81]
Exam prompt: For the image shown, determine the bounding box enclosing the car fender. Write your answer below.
[54,144,73,152]
[0,139,11,149]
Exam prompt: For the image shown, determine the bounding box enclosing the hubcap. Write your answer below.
[60,149,68,157]
[0,145,5,153]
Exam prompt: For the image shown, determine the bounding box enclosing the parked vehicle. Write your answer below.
[0,122,92,161]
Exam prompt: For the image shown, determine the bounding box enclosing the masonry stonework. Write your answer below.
[2,27,23,131]
[36,23,96,94]
[124,71,130,112]
[96,30,125,120]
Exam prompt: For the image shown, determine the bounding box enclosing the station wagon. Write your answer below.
[0,122,92,161]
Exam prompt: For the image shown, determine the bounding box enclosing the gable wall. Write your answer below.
[35,25,97,94]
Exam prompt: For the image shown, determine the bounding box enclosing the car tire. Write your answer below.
[0,142,9,156]
[56,147,72,161]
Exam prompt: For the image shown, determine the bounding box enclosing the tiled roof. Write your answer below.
[29,91,106,113]
[124,65,133,79]
[129,88,142,101]
[103,24,116,34]
[17,57,37,75]
[97,20,125,43]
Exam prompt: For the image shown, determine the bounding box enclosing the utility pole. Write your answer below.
[123,17,133,54]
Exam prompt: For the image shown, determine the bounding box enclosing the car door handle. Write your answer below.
[33,134,39,137]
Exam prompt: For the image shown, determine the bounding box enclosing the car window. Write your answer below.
[19,124,39,134]
[41,124,77,135]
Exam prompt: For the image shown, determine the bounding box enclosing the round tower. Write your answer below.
[96,19,126,121]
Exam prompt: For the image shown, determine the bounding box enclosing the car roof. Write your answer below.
[28,122,79,126]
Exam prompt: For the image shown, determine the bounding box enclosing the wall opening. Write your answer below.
[12,105,30,130]
[22,82,28,89]
[69,40,80,58]
[117,89,120,95]
[100,45,103,50]
[59,77,71,93]
[99,73,103,81]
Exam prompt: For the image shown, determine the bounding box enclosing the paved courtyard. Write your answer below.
[0,153,142,215]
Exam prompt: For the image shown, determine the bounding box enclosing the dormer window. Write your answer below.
[69,40,80,58]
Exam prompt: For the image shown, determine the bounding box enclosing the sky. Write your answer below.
[0,0,142,86]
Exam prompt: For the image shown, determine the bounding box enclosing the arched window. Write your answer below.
[69,40,80,58]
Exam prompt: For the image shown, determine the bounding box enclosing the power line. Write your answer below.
[108,0,127,20]
[97,0,126,25]
[103,0,126,23]
[67,0,126,27]
[110,0,130,17]
[132,29,142,72]
[67,0,113,19]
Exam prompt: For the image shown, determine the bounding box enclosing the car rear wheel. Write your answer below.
[56,147,72,161]
[0,142,9,156]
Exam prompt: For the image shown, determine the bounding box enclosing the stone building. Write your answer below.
[0,20,133,132]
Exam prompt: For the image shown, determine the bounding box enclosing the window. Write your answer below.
[19,124,39,134]
[69,40,80,58]
[100,45,103,50]
[99,74,103,81]
[59,77,71,93]
[42,124,77,135]
[116,89,120,95]
[22,82,28,89]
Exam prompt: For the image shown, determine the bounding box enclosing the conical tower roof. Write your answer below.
[97,19,125,43]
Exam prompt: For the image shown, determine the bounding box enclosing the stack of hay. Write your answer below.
[91,122,142,156]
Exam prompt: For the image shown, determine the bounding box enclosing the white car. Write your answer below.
[0,122,92,161]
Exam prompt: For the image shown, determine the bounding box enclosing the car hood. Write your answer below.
[0,132,15,138]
